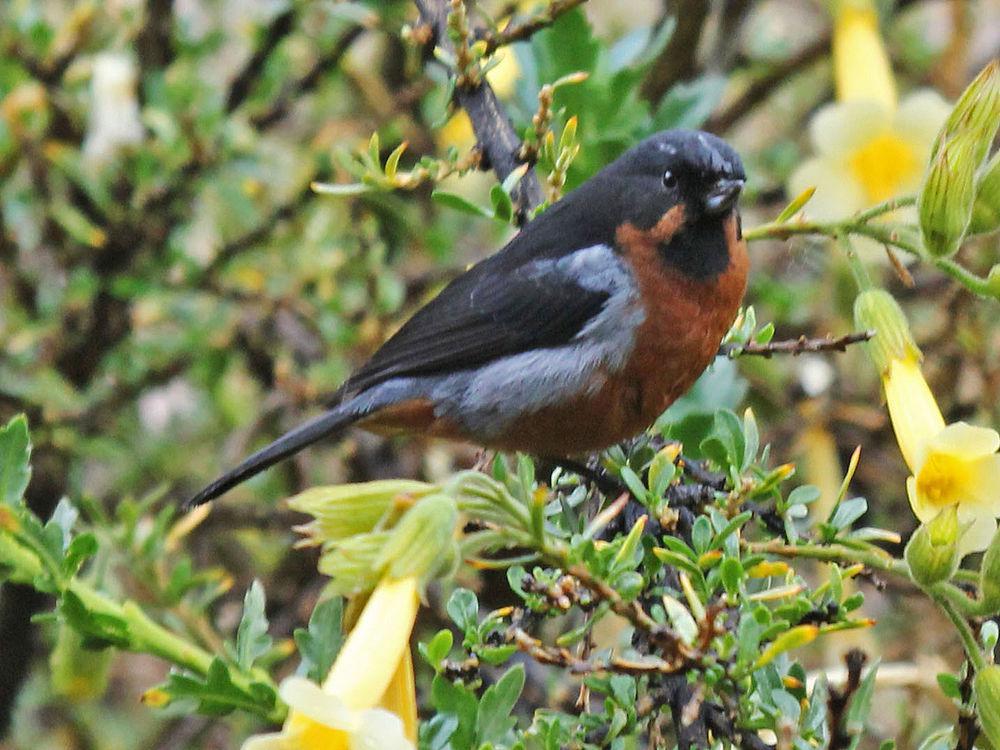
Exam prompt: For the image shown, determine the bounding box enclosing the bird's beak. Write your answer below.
[703,178,745,215]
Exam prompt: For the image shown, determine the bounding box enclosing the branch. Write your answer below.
[705,36,830,133]
[480,0,589,54]
[640,0,710,103]
[249,23,366,129]
[509,627,683,675]
[225,8,297,113]
[414,0,544,222]
[721,331,874,359]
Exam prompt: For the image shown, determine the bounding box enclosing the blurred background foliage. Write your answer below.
[0,0,998,747]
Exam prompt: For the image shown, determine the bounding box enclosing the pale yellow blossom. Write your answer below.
[789,1,950,227]
[242,577,419,750]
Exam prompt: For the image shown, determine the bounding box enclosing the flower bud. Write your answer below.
[853,289,921,376]
[919,138,977,258]
[975,665,1000,749]
[289,480,434,545]
[376,493,459,584]
[979,528,1000,611]
[50,624,113,701]
[969,151,1000,236]
[932,59,1000,167]
[318,531,393,596]
[905,505,960,587]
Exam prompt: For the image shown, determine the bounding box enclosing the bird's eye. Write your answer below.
[662,170,677,189]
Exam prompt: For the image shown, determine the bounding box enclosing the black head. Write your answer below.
[609,129,745,227]
[581,129,747,280]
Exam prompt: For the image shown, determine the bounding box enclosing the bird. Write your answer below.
[187,128,748,507]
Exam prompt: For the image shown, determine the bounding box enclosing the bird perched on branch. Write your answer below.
[188,129,748,507]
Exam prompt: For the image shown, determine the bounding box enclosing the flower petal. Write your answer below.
[241,733,291,750]
[894,90,951,156]
[927,422,1000,459]
[967,454,1000,510]
[323,576,419,711]
[957,507,998,555]
[280,677,354,729]
[906,475,940,524]
[788,157,867,220]
[833,5,896,109]
[883,358,945,472]
[809,99,892,156]
[349,709,415,750]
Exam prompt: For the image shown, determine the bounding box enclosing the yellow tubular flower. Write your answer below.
[858,290,1000,555]
[905,424,1000,554]
[832,0,896,109]
[789,1,950,230]
[885,357,1000,555]
[243,576,420,750]
[882,357,944,471]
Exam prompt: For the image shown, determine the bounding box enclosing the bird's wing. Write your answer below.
[335,245,612,399]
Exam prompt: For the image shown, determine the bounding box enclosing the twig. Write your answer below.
[827,649,868,750]
[640,0,710,103]
[510,627,682,675]
[721,331,874,359]
[226,8,297,113]
[480,0,589,54]
[705,36,829,133]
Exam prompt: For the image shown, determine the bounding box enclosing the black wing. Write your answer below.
[334,245,610,400]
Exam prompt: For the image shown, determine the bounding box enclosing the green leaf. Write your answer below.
[719,556,744,598]
[311,181,371,196]
[845,659,880,733]
[446,588,479,632]
[235,580,272,671]
[431,189,494,218]
[0,415,31,507]
[431,675,477,748]
[294,597,344,683]
[60,590,130,649]
[490,183,513,223]
[419,628,454,670]
[158,657,277,718]
[476,664,525,744]
[936,672,962,700]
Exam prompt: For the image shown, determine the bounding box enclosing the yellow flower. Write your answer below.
[905,423,1000,554]
[243,577,419,750]
[882,358,1000,555]
[788,0,950,222]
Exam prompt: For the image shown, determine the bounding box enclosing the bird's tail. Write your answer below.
[184,401,366,508]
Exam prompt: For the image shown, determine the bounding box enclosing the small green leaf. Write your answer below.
[431,189,494,218]
[420,629,454,670]
[235,580,272,671]
[311,181,371,196]
[294,597,344,683]
[936,672,962,700]
[384,141,408,179]
[0,415,31,507]
[845,659,880,732]
[490,183,513,223]
[476,665,525,743]
[446,588,479,632]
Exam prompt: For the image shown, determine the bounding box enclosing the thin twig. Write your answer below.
[480,0,589,54]
[705,36,829,133]
[721,331,874,359]
[510,627,683,675]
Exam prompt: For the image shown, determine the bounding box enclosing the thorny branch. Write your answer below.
[721,331,875,358]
